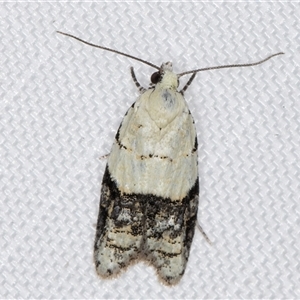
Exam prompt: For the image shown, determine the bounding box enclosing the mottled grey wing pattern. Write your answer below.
[94,163,199,285]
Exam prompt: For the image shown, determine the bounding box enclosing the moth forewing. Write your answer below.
[94,62,199,285]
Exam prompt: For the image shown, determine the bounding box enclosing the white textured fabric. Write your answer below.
[1,2,299,299]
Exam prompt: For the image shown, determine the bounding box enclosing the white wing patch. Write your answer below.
[108,71,197,201]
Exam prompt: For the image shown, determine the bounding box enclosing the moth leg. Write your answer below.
[130,66,146,94]
[179,72,197,94]
[99,153,110,160]
[197,221,212,245]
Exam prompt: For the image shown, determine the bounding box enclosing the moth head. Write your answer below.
[150,62,179,89]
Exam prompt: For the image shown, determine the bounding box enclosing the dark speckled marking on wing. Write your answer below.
[142,177,198,285]
[94,166,145,278]
[94,165,199,286]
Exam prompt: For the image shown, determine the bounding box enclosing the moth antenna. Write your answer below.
[57,31,160,70]
[178,52,284,77]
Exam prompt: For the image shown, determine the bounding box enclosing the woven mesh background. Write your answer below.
[1,2,300,299]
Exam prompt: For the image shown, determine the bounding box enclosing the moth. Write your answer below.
[57,31,283,286]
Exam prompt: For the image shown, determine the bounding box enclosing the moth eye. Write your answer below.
[151,72,161,84]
